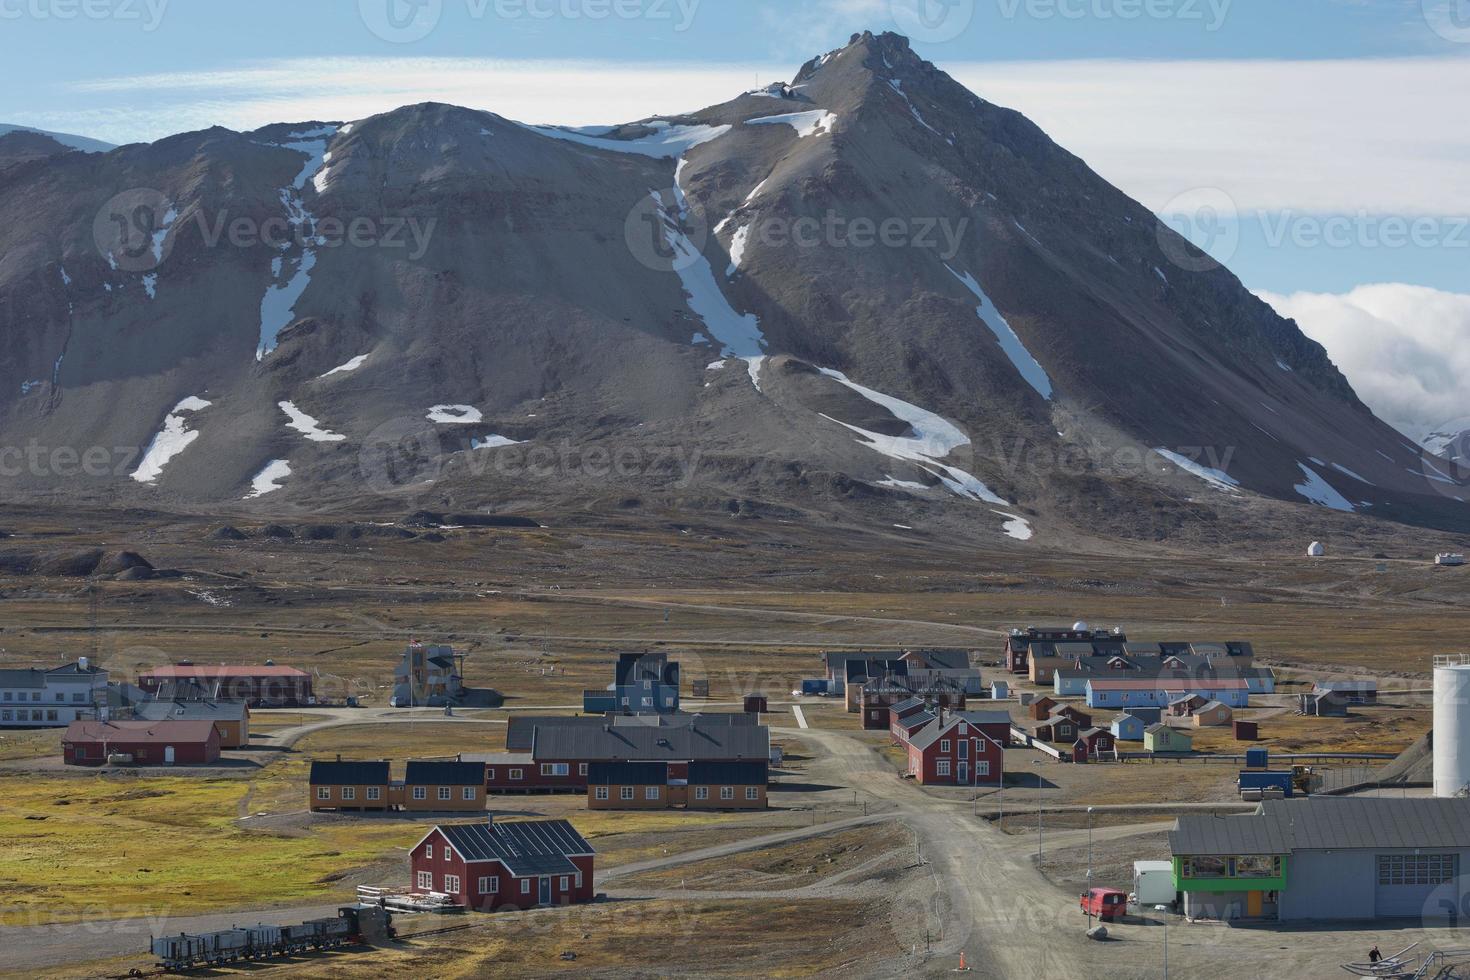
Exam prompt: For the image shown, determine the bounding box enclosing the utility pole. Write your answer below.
[1086,806,1095,929]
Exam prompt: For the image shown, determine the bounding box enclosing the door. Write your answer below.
[164,745,175,765]
[538,876,551,906]
[1246,891,1263,918]
[957,762,968,784]
[1375,854,1456,918]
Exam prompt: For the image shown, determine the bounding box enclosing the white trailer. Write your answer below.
[1132,860,1176,907]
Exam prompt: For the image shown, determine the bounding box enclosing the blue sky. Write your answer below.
[4,0,1468,438]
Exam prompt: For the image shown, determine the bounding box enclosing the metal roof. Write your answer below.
[310,759,390,785]
[405,760,485,785]
[0,669,46,689]
[140,665,310,678]
[436,818,593,876]
[134,699,247,723]
[1086,677,1249,692]
[688,761,768,785]
[532,722,769,762]
[63,719,218,745]
[505,711,755,752]
[908,716,1005,752]
[1170,799,1470,855]
[46,661,107,676]
[824,649,970,671]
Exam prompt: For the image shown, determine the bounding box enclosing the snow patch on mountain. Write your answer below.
[816,367,1008,506]
[746,110,836,138]
[1330,462,1373,485]
[318,354,369,379]
[887,79,940,136]
[471,435,523,450]
[1153,448,1241,493]
[726,225,750,276]
[245,459,291,498]
[428,405,483,424]
[132,396,212,484]
[947,266,1053,400]
[256,126,337,360]
[280,400,346,442]
[994,511,1034,541]
[1293,462,1356,512]
[527,120,730,158]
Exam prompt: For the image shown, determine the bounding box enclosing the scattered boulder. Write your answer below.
[210,526,248,541]
[1086,925,1109,941]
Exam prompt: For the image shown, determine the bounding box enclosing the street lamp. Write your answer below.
[1086,805,1095,929]
[1032,760,1044,873]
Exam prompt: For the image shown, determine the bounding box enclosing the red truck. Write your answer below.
[1079,888,1128,922]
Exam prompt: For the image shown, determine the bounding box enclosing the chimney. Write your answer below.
[336,753,341,762]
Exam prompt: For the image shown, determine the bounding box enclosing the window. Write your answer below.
[72,692,86,703]
[645,786,660,800]
[479,876,498,894]
[510,769,523,780]
[444,875,460,894]
[621,787,635,800]
[720,786,734,800]
[366,786,381,801]
[958,723,968,736]
[976,761,990,777]
[342,787,356,801]
[695,786,709,800]
[1379,854,1457,886]
[31,692,39,701]
[595,787,609,800]
[2,692,9,701]
[486,769,495,780]
[316,787,331,800]
[438,786,452,801]
[559,876,569,890]
[745,787,760,800]
[46,710,57,721]
[940,740,951,753]
[642,697,653,706]
[74,746,87,759]
[426,844,433,858]
[416,871,433,890]
[55,692,64,702]
[521,879,531,894]
[958,740,969,759]
[578,763,588,776]
[413,786,427,800]
[936,760,951,777]
[1182,856,1226,878]
[444,848,450,862]
[463,786,476,801]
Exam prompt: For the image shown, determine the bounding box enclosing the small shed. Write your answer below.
[1234,720,1260,741]
[990,681,1010,700]
[1167,694,1208,718]
[1077,727,1115,757]
[1111,712,1148,742]
[1313,680,1377,705]
[1027,696,1059,720]
[1144,724,1192,753]
[743,695,768,715]
[1300,691,1349,717]
[1191,701,1233,727]
[1054,705,1092,728]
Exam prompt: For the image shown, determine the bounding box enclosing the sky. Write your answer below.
[3,0,1467,442]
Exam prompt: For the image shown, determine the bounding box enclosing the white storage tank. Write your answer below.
[1433,655,1470,798]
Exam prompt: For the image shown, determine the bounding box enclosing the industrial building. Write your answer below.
[1170,798,1470,921]
[583,652,680,714]
[391,642,464,707]
[0,658,109,727]
[132,698,250,747]
[136,664,313,706]
[62,718,221,766]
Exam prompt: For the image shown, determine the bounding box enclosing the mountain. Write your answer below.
[0,31,1465,543]
[0,124,115,155]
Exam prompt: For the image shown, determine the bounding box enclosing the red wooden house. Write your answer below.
[905,715,1004,786]
[62,719,220,766]
[1072,727,1115,762]
[1036,712,1082,745]
[1053,705,1092,729]
[410,818,595,911]
[891,708,936,745]
[1026,696,1059,721]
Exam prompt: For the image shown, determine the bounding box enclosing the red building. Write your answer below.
[62,719,221,766]
[136,664,313,706]
[409,818,594,911]
[891,707,936,744]
[905,715,1004,786]
[1073,727,1115,761]
[476,753,588,794]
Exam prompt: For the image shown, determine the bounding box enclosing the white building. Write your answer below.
[0,659,109,727]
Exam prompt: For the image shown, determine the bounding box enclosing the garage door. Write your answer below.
[1375,854,1459,918]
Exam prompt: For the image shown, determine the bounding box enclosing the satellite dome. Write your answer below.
[1073,620,1089,632]
[1307,542,1326,557]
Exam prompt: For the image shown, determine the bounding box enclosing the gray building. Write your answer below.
[583,652,680,714]
[1171,798,1470,922]
[0,659,109,727]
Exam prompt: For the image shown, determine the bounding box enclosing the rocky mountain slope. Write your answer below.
[0,32,1465,543]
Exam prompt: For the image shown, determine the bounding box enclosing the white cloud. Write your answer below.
[1259,284,1470,445]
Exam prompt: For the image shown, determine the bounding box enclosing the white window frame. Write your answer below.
[316,786,330,800]
[510,768,523,781]
[426,844,434,858]
[595,786,609,800]
[645,786,660,800]
[940,740,951,753]
[412,786,427,800]
[342,787,356,801]
[520,878,531,894]
[486,768,495,780]
[936,759,951,777]
[416,870,433,890]
[574,871,582,887]
[745,787,760,800]
[695,786,709,800]
[438,786,452,801]
[720,786,734,800]
[977,761,991,777]
[560,876,569,890]
[479,876,498,894]
[366,786,381,801]
[462,786,476,801]
[578,763,588,776]
[621,786,635,800]
[445,874,460,895]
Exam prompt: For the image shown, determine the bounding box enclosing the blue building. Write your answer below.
[583,652,680,714]
[1085,678,1251,710]
[1110,712,1150,741]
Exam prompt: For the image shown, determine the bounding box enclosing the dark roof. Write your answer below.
[825,649,971,671]
[688,761,768,785]
[586,761,666,785]
[846,658,906,682]
[505,712,755,752]
[1315,680,1377,692]
[62,719,218,744]
[888,696,926,716]
[896,709,937,731]
[46,661,107,676]
[952,710,1012,727]
[436,819,593,876]
[532,721,768,762]
[310,759,390,785]
[134,699,247,723]
[1171,799,1470,856]
[909,716,1005,752]
[1117,708,1162,723]
[405,760,485,785]
[0,669,46,689]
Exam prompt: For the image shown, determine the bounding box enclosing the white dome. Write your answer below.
[1307,542,1326,557]
[1072,620,1089,632]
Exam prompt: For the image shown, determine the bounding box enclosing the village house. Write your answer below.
[503,711,758,753]
[1026,696,1059,721]
[857,678,967,729]
[1167,694,1210,718]
[0,658,109,727]
[1313,680,1377,704]
[587,762,670,810]
[1003,626,1127,676]
[905,714,1004,786]
[136,664,313,706]
[1299,690,1350,716]
[63,718,220,766]
[821,649,971,695]
[310,758,393,811]
[404,760,487,811]
[1073,727,1116,761]
[687,761,769,809]
[888,698,934,743]
[1085,676,1252,710]
[1144,724,1193,753]
[1110,712,1151,741]
[1036,712,1082,745]
[391,642,464,707]
[583,652,680,714]
[1053,657,1275,697]
[132,698,250,748]
[1192,701,1234,727]
[410,818,594,912]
